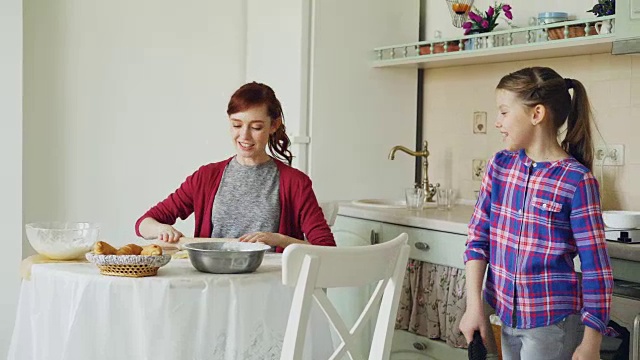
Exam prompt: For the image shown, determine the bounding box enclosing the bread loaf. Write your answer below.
[141,244,163,256]
[93,241,118,255]
[116,244,144,255]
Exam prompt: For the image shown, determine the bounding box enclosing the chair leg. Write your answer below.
[281,255,320,360]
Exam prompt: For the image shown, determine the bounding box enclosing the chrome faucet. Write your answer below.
[388,140,440,202]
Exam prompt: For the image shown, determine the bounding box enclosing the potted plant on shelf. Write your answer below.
[588,0,615,17]
[588,0,615,34]
[462,2,513,35]
[460,2,512,50]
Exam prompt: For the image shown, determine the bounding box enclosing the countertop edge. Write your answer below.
[337,203,472,235]
[337,202,640,263]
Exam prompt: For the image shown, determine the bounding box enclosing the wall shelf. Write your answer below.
[372,16,616,69]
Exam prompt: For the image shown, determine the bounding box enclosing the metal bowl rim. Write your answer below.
[182,242,271,253]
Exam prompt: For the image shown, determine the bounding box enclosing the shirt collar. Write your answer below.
[517,148,572,169]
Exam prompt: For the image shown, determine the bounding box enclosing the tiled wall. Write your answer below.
[423,54,640,210]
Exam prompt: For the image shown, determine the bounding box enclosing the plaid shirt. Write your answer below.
[464,149,614,334]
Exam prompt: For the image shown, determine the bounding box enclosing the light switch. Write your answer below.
[472,159,486,180]
[473,112,487,134]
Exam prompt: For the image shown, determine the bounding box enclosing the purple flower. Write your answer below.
[482,20,489,28]
[502,4,512,12]
[462,21,473,29]
[504,10,513,20]
[468,11,482,23]
[464,28,472,35]
[487,6,494,18]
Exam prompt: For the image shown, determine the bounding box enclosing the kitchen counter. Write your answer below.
[607,242,640,263]
[338,202,475,235]
[338,201,640,263]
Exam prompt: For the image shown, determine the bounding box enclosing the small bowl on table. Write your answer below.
[25,222,100,260]
[183,242,271,274]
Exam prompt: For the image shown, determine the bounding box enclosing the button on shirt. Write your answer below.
[464,149,614,334]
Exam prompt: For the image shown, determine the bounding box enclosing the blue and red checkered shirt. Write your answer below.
[464,149,614,334]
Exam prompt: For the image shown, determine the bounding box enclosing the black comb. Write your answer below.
[468,330,487,360]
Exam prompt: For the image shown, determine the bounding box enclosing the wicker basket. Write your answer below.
[98,264,160,277]
[86,253,171,277]
[547,24,597,40]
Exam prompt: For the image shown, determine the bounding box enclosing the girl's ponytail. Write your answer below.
[561,79,594,170]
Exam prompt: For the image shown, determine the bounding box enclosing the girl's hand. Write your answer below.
[239,232,285,248]
[572,341,600,360]
[156,224,183,243]
[459,306,490,346]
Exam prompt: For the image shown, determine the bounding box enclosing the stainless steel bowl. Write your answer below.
[183,242,271,274]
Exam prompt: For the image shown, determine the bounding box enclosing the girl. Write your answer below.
[135,82,335,251]
[459,67,614,360]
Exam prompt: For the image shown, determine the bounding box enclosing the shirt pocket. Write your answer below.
[531,197,563,213]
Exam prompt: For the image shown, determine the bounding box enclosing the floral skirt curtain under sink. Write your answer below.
[395,259,467,348]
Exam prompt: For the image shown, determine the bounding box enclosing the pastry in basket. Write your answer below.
[93,241,118,255]
[116,243,143,255]
[141,244,163,256]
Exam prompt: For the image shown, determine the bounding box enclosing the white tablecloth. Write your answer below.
[8,254,333,360]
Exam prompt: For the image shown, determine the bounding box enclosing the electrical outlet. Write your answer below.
[473,112,487,134]
[594,144,624,166]
[472,159,486,180]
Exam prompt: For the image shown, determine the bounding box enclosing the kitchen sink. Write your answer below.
[351,199,437,209]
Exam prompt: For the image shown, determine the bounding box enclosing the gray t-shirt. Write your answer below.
[211,157,281,238]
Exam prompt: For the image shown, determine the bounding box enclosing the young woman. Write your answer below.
[459,67,614,360]
[135,82,335,251]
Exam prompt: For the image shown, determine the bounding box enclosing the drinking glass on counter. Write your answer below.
[437,188,456,210]
[405,188,426,210]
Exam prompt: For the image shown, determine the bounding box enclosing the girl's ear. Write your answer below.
[530,104,547,126]
[270,117,282,134]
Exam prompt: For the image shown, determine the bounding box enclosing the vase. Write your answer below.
[465,31,490,50]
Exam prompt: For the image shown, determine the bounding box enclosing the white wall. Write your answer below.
[423,54,640,209]
[245,0,308,170]
[0,0,22,356]
[24,0,247,246]
[426,0,601,40]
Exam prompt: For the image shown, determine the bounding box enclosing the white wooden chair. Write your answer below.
[319,201,338,227]
[280,233,410,360]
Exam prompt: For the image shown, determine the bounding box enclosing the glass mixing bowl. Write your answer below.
[25,222,100,260]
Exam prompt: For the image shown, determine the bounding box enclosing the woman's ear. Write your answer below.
[530,104,546,126]
[270,117,282,134]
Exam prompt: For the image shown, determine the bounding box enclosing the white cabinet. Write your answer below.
[245,0,419,201]
[333,215,468,360]
[332,215,382,247]
[382,223,466,270]
[615,0,640,40]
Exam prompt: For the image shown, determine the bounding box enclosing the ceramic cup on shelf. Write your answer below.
[595,20,613,35]
[405,188,426,210]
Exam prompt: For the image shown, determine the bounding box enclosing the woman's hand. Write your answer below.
[238,232,285,248]
[156,224,184,243]
[459,305,490,346]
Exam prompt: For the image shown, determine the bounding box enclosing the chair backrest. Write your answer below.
[280,233,410,360]
[318,201,338,227]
